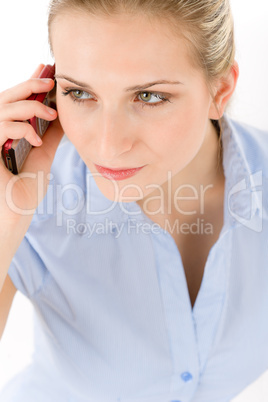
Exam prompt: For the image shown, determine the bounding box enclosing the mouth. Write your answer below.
[94,164,146,181]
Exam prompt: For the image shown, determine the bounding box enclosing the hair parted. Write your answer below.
[47,0,237,138]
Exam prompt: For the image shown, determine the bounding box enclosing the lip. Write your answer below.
[94,164,146,181]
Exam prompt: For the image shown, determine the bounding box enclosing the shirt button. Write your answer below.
[181,371,193,382]
[111,225,118,236]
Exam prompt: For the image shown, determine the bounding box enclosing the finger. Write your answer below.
[30,64,45,79]
[0,100,57,122]
[0,78,55,105]
[0,121,43,148]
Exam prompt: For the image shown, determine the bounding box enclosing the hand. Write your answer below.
[0,64,64,227]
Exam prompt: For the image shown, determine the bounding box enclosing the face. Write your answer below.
[51,12,216,203]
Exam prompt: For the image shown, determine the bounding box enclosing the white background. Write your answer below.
[0,1,268,400]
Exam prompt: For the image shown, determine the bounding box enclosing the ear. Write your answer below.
[209,61,239,119]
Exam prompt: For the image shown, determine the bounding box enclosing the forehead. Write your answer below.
[50,11,197,80]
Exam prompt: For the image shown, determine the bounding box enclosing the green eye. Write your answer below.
[138,91,169,107]
[140,92,152,102]
[62,88,93,103]
[73,90,85,99]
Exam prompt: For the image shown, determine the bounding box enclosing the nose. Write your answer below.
[93,109,134,163]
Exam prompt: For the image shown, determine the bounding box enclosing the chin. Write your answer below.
[93,176,144,204]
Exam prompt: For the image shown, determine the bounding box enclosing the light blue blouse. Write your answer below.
[3,114,268,402]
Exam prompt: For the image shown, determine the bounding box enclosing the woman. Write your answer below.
[0,0,268,401]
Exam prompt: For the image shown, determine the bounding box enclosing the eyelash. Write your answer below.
[61,89,171,108]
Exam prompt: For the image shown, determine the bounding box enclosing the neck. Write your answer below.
[172,119,223,188]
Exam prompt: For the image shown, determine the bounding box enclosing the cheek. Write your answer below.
[56,98,87,145]
[150,107,210,177]
[56,96,72,134]
[151,115,204,166]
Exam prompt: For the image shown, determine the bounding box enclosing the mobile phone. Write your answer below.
[1,64,56,174]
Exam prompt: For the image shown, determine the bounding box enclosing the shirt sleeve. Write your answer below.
[8,234,48,299]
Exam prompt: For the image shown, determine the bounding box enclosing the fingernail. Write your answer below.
[36,135,42,144]
[47,107,56,115]
[41,78,52,83]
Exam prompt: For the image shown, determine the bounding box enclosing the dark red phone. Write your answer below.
[1,64,56,174]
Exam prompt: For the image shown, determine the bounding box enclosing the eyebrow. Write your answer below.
[54,74,184,92]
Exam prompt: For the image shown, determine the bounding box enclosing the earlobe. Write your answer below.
[209,61,239,119]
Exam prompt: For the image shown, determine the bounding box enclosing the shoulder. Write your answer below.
[30,136,88,224]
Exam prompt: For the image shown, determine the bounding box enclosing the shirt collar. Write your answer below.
[220,114,262,232]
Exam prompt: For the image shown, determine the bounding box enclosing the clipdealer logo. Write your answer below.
[4,170,215,218]
[4,170,264,233]
[65,217,214,238]
[227,170,263,232]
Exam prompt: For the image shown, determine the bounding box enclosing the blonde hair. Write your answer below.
[48,0,237,140]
